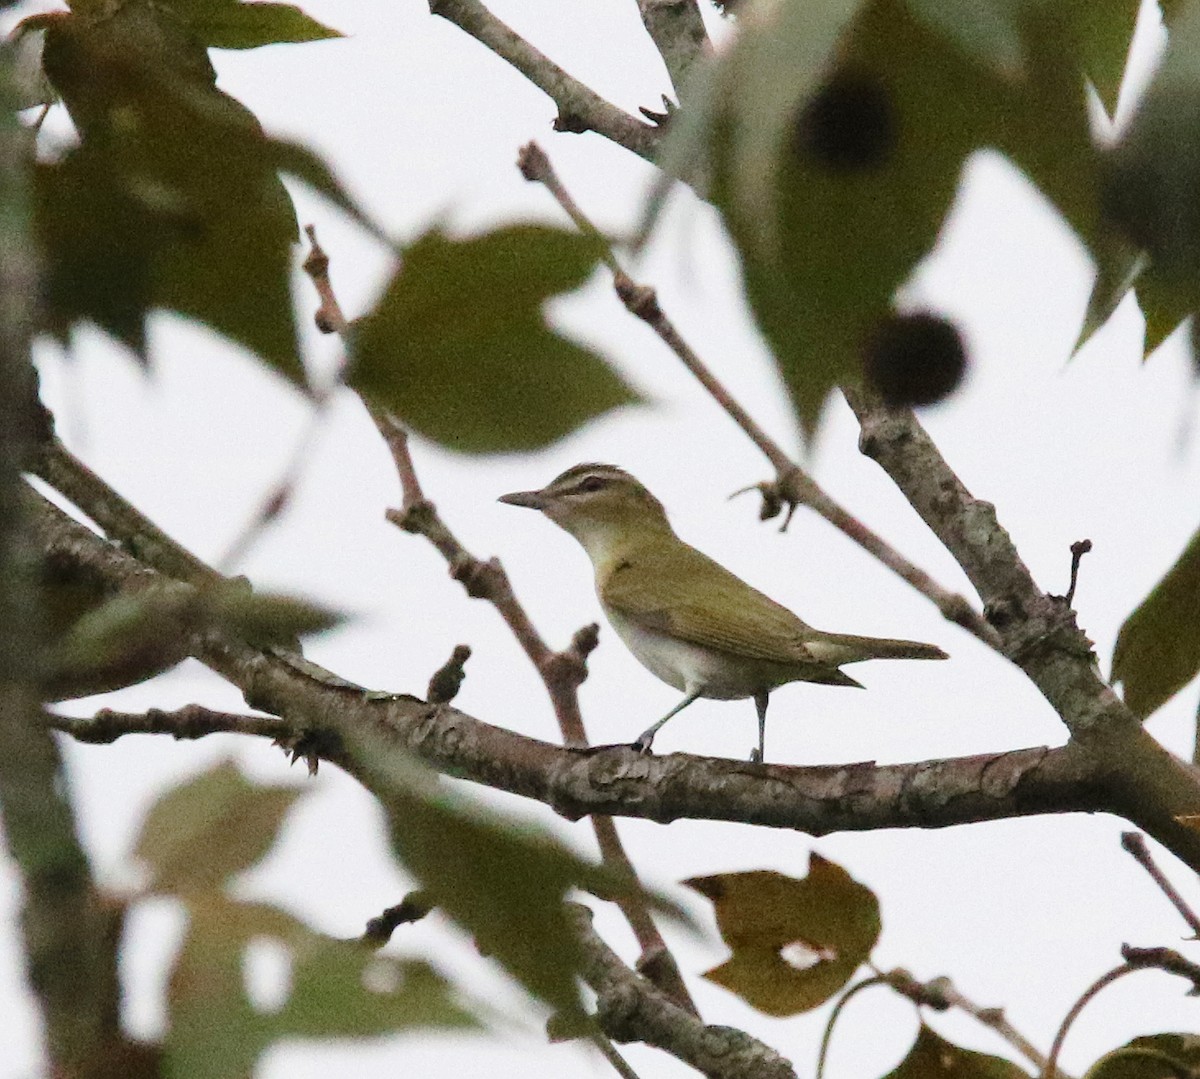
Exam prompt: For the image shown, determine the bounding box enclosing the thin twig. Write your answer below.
[46,705,292,745]
[428,0,660,160]
[816,976,889,1079]
[516,140,1000,651]
[1063,540,1092,608]
[1043,947,1200,1079]
[883,969,1064,1078]
[361,891,433,947]
[1120,831,1200,938]
[300,233,698,1015]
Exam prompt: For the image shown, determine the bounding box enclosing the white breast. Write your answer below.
[605,608,763,700]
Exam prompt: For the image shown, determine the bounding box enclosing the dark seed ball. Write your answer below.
[862,312,968,407]
[792,70,897,172]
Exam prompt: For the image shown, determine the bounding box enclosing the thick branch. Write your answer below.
[429,0,660,160]
[844,387,1200,868]
[0,67,113,1076]
[635,0,709,103]
[29,488,1114,839]
[569,905,796,1079]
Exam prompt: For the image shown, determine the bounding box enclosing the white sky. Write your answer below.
[5,0,1200,1076]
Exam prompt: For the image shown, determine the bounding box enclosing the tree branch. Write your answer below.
[634,0,709,104]
[516,140,999,650]
[0,64,114,1076]
[428,0,661,160]
[299,227,696,1012]
[843,386,1200,869]
[568,904,797,1079]
[29,484,1116,842]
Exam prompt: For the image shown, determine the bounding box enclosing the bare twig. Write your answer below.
[883,969,1064,1078]
[428,0,660,159]
[301,234,698,1014]
[568,905,796,1079]
[1120,831,1200,938]
[1063,540,1092,608]
[361,891,433,947]
[516,140,999,650]
[1043,948,1200,1079]
[46,705,292,745]
[635,0,709,102]
[816,976,889,1079]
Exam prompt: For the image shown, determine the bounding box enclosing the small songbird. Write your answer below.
[499,463,947,762]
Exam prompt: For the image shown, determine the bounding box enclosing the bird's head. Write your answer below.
[499,463,672,557]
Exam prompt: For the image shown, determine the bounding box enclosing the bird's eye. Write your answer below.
[578,476,606,493]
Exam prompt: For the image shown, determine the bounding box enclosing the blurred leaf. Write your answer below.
[382,780,606,1023]
[1073,0,1140,115]
[209,588,344,645]
[45,586,198,700]
[1113,525,1200,718]
[166,896,474,1079]
[134,760,303,893]
[38,3,302,379]
[684,0,1100,435]
[350,225,639,453]
[165,1,343,50]
[685,854,880,1015]
[1087,1033,1200,1078]
[43,581,341,699]
[882,1025,1031,1078]
[1137,262,1193,356]
[1106,0,1200,311]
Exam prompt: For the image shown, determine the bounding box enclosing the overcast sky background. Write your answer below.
[4,0,1200,1076]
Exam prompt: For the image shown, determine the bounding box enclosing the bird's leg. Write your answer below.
[752,691,770,763]
[633,689,702,754]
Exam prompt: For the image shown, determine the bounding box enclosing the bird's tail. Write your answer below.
[820,633,948,664]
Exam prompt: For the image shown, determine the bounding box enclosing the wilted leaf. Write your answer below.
[1086,1033,1200,1078]
[1112,525,1200,718]
[164,1,343,50]
[685,854,880,1015]
[679,0,1100,435]
[134,760,303,893]
[350,225,639,453]
[883,1025,1031,1078]
[166,896,475,1079]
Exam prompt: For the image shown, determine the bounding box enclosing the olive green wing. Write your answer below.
[601,544,826,666]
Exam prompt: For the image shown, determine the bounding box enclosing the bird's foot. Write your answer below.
[632,732,656,755]
[749,747,763,764]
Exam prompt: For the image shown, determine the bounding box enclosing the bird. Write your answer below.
[499,463,948,763]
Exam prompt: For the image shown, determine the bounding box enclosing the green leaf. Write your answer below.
[44,586,197,700]
[684,0,1100,435]
[134,760,303,893]
[1073,0,1141,116]
[1106,0,1200,308]
[1113,525,1200,718]
[168,1,343,50]
[685,854,880,1015]
[209,588,345,646]
[165,896,475,1079]
[1086,1034,1200,1079]
[1136,261,1193,356]
[382,780,606,1023]
[39,3,304,380]
[350,225,640,453]
[882,1025,1031,1078]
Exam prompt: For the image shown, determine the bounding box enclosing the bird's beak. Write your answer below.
[498,488,547,510]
